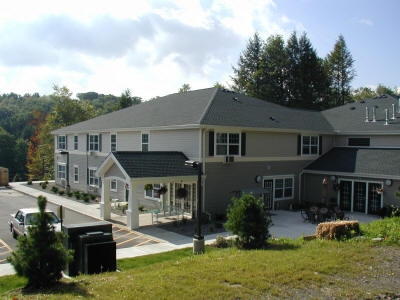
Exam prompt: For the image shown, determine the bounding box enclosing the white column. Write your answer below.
[100,177,111,220]
[126,181,139,229]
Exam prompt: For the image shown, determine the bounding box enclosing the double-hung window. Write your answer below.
[216,133,240,155]
[73,166,79,183]
[274,177,294,200]
[110,134,117,152]
[57,163,66,180]
[302,136,319,155]
[89,134,99,151]
[73,136,78,150]
[57,136,66,150]
[110,179,117,192]
[145,183,160,199]
[88,168,99,187]
[142,133,149,152]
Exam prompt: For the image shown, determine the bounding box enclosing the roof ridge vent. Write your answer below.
[391,103,396,120]
[372,106,376,122]
[365,106,369,122]
[384,108,389,126]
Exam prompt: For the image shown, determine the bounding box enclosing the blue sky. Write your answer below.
[0,0,398,99]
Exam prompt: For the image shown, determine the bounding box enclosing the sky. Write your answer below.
[0,0,398,100]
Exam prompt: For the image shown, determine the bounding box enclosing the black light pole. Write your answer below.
[185,160,204,254]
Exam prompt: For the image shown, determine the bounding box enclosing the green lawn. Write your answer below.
[1,218,399,299]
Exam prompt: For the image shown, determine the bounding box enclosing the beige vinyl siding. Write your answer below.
[117,132,141,151]
[247,132,297,157]
[150,129,201,159]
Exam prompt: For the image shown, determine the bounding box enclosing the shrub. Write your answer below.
[8,196,73,288]
[89,193,97,201]
[27,180,32,185]
[50,186,58,193]
[360,216,400,244]
[40,182,47,189]
[224,193,271,249]
[58,190,65,196]
[139,205,145,212]
[67,191,73,197]
[82,193,90,203]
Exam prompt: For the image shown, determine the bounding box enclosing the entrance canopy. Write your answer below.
[96,151,199,229]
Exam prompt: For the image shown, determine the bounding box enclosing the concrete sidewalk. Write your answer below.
[1,182,379,277]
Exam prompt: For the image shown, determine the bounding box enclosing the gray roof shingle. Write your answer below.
[321,95,400,133]
[111,151,198,178]
[304,147,400,177]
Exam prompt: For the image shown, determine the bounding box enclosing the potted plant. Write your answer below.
[144,183,153,191]
[159,185,168,195]
[176,187,188,198]
[376,187,384,194]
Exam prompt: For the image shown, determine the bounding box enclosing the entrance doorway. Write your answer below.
[263,179,274,210]
[339,180,382,214]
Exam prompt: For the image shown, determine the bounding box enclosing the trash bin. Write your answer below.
[63,221,116,276]
[0,167,8,186]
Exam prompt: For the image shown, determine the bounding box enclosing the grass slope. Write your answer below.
[1,218,399,299]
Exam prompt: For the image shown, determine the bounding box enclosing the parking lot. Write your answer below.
[0,188,160,264]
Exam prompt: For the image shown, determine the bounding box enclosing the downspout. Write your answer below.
[298,170,304,206]
[201,128,206,213]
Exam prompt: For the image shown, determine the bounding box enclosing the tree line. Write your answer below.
[231,32,357,110]
[0,87,141,181]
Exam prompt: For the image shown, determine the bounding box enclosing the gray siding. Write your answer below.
[204,159,313,214]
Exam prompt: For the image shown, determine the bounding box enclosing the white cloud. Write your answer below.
[0,0,292,99]
[358,18,374,26]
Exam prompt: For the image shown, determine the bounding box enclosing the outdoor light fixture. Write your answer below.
[185,160,204,254]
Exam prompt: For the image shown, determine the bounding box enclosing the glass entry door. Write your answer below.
[339,180,352,210]
[263,179,274,210]
[353,181,366,212]
[368,183,382,214]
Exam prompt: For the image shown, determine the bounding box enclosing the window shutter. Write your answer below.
[65,136,68,150]
[99,134,102,152]
[297,135,301,155]
[209,131,214,156]
[241,133,246,156]
[86,134,89,151]
[87,168,89,185]
[319,136,323,155]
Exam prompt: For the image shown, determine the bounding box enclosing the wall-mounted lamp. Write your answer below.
[385,179,392,186]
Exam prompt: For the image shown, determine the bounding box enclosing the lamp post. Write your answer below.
[185,160,204,254]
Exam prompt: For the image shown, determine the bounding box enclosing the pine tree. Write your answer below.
[9,196,73,288]
[325,35,355,106]
[231,32,264,98]
[224,193,271,249]
[259,35,288,105]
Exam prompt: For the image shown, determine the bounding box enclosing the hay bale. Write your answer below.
[316,220,359,240]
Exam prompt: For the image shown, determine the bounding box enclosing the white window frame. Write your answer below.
[263,175,294,201]
[141,133,149,152]
[89,134,99,151]
[144,183,161,200]
[110,179,117,192]
[302,135,319,155]
[57,163,66,180]
[73,135,78,150]
[110,134,117,152]
[88,168,99,187]
[215,132,240,156]
[73,165,79,183]
[57,135,66,150]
